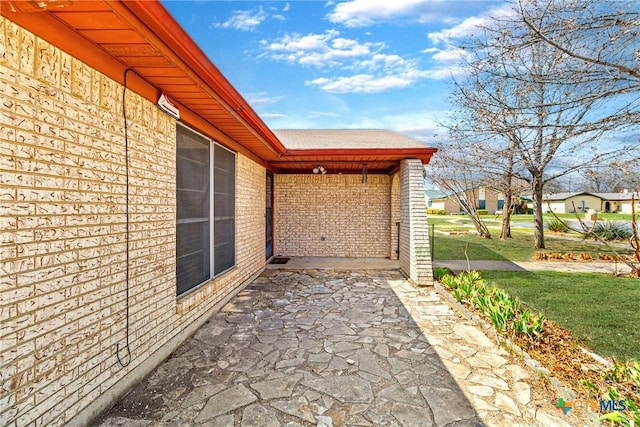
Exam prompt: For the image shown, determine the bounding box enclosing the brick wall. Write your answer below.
[483,188,500,214]
[274,174,391,257]
[399,159,432,285]
[444,197,461,214]
[0,18,266,426]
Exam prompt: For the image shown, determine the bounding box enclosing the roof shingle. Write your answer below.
[273,129,429,150]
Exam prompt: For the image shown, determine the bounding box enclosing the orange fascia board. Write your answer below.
[0,1,282,163]
[118,1,287,156]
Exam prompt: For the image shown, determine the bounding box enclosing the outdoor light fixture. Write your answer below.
[313,165,326,174]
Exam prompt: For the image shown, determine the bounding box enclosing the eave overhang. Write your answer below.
[1,0,438,175]
[1,0,286,166]
[271,148,437,175]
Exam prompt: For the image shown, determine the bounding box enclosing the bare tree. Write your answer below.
[518,0,640,93]
[579,160,640,193]
[426,146,492,238]
[445,77,533,241]
[448,0,640,249]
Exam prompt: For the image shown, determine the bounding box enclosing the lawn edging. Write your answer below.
[434,280,579,401]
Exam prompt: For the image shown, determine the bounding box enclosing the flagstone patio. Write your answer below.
[97,269,594,426]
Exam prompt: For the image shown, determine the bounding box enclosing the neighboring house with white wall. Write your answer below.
[595,191,640,214]
[0,2,436,426]
[539,192,603,213]
[538,191,640,214]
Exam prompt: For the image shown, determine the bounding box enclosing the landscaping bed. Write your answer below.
[435,269,640,425]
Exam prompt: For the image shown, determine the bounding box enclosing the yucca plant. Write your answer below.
[546,217,570,233]
[589,221,632,241]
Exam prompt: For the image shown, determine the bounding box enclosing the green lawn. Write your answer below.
[481,271,640,361]
[432,231,620,261]
[430,212,640,362]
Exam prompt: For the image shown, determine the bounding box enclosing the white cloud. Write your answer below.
[427,4,515,45]
[422,4,514,80]
[306,74,414,93]
[327,0,444,27]
[427,15,488,45]
[422,66,467,80]
[261,30,433,93]
[261,30,388,68]
[264,30,340,54]
[430,48,469,62]
[212,7,267,31]
[245,93,283,106]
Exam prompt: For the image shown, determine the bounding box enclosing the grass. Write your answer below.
[428,212,635,222]
[429,211,640,362]
[432,231,620,261]
[480,271,640,361]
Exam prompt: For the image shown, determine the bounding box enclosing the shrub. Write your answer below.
[476,209,489,215]
[578,252,593,261]
[590,221,632,241]
[427,209,447,215]
[546,217,570,233]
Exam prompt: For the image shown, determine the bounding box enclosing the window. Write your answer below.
[213,145,235,274]
[176,125,235,296]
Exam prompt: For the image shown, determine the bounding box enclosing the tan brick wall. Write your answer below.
[0,18,266,426]
[482,188,500,214]
[444,197,461,214]
[274,174,391,257]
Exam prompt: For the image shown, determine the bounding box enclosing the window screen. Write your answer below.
[176,126,237,295]
[176,126,210,295]
[213,145,235,275]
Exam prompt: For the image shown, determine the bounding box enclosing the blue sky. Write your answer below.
[162,0,507,143]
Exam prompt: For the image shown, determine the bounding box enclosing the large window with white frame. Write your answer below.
[176,125,236,296]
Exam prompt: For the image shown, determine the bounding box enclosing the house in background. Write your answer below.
[427,186,504,214]
[538,192,603,213]
[595,191,640,214]
[425,189,447,209]
[0,2,436,426]
[529,191,639,214]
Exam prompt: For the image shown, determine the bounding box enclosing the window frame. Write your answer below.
[176,123,236,296]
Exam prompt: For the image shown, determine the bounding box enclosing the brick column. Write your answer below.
[399,159,433,285]
[389,173,400,260]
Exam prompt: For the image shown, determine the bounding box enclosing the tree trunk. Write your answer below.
[532,175,545,249]
[500,192,512,240]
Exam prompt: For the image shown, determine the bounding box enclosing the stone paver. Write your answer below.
[98,269,596,426]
